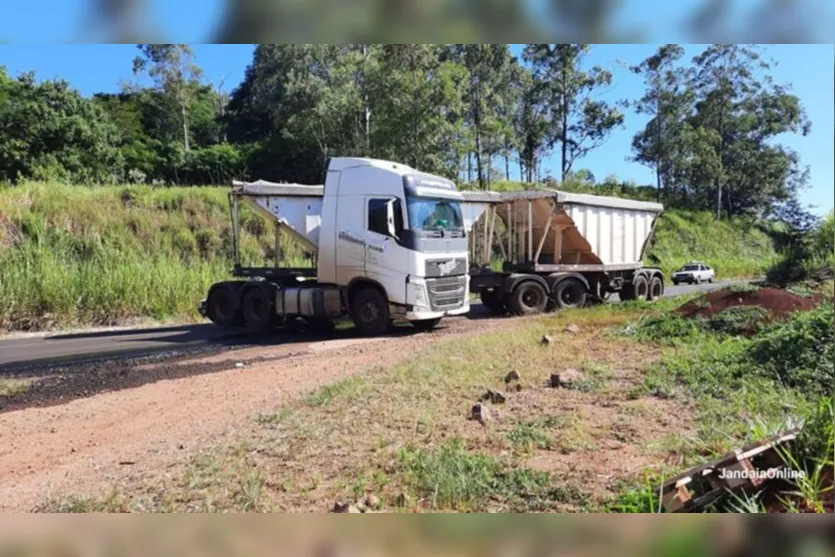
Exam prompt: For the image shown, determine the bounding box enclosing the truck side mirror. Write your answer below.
[385,199,399,239]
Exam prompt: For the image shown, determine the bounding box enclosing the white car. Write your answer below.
[672,262,715,285]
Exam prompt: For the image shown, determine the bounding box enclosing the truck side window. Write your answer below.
[367,198,404,237]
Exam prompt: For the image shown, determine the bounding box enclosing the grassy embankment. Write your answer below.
[42,277,832,512]
[1,182,780,332]
[0,182,308,332]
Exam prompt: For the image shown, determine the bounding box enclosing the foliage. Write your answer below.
[523,44,624,180]
[0,182,304,331]
[398,440,561,511]
[0,69,122,183]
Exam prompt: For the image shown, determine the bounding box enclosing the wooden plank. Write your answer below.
[533,202,556,264]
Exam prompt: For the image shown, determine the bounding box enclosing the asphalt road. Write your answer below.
[0,278,752,371]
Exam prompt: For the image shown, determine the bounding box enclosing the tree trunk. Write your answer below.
[181,101,190,153]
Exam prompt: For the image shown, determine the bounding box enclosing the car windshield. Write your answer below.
[682,265,700,271]
[406,197,464,231]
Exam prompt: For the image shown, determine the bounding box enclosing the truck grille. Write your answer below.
[426,276,467,311]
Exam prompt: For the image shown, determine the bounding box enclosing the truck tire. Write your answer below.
[507,281,548,316]
[648,275,664,301]
[480,291,507,315]
[552,278,587,309]
[351,288,390,336]
[411,318,441,332]
[207,284,240,327]
[633,275,650,300]
[241,285,274,331]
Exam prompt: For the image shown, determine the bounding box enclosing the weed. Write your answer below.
[507,423,553,452]
[729,283,760,294]
[397,440,565,511]
[0,378,31,397]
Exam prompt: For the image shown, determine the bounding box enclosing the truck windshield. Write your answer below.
[407,197,464,232]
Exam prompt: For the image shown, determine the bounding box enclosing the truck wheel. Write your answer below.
[633,275,650,300]
[207,285,240,327]
[411,318,441,332]
[552,278,587,309]
[480,291,507,315]
[507,281,548,316]
[241,285,274,330]
[351,288,390,336]
[648,276,664,301]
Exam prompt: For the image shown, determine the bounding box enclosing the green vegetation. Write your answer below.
[398,440,565,512]
[615,283,832,512]
[650,209,777,278]
[0,182,307,331]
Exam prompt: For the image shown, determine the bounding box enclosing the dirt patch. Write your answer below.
[677,287,819,321]
[0,314,514,512]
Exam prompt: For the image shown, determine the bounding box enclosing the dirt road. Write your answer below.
[0,314,515,512]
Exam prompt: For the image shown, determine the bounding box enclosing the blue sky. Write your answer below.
[0,42,833,215]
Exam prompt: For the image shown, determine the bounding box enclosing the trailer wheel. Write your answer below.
[241,285,274,331]
[207,285,240,327]
[351,288,390,336]
[480,291,507,315]
[507,281,548,316]
[648,276,664,301]
[411,318,441,332]
[634,275,650,300]
[552,278,587,310]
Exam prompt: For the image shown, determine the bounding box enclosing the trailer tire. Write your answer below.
[633,275,650,300]
[241,284,274,331]
[411,318,441,332]
[351,288,390,336]
[552,278,587,310]
[206,284,240,327]
[648,275,664,301]
[507,281,548,316]
[480,291,507,315]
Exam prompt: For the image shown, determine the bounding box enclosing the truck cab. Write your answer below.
[318,158,470,329]
[201,157,470,336]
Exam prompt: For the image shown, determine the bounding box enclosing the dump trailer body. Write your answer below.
[460,189,665,315]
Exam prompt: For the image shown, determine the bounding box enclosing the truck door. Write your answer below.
[365,197,410,304]
[334,194,366,285]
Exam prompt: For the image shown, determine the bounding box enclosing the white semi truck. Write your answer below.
[199,157,470,335]
[460,189,666,315]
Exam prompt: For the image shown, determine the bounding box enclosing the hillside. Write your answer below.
[1,183,777,332]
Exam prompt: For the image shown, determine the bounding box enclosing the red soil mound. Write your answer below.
[677,287,819,320]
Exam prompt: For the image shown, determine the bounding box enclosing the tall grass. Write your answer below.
[0,182,304,331]
[650,209,778,278]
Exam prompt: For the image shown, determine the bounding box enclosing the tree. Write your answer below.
[690,44,810,218]
[630,44,688,201]
[368,45,466,176]
[0,72,122,183]
[524,44,624,180]
[132,44,203,152]
[443,45,517,189]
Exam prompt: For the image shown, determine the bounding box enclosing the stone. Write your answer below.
[364,494,380,510]
[482,388,507,404]
[550,368,584,388]
[235,362,245,368]
[564,323,581,334]
[470,402,491,423]
[541,335,554,345]
[504,369,521,383]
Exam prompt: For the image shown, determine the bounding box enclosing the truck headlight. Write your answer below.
[408,281,430,309]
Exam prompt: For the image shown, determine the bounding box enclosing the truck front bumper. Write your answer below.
[405,301,470,321]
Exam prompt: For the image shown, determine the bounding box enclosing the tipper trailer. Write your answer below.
[460,189,665,315]
[200,157,471,335]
